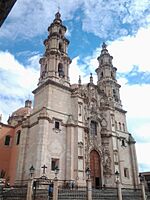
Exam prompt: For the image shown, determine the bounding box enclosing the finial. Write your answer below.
[55,11,61,19]
[0,114,2,122]
[102,42,107,49]
[78,75,81,86]
[90,73,93,84]
[58,5,60,12]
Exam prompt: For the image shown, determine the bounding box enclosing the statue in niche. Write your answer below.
[102,149,112,175]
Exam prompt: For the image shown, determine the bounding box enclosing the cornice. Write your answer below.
[115,107,127,114]
[33,79,72,94]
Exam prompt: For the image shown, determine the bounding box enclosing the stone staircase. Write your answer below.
[58,188,150,200]
[92,188,118,200]
[2,187,27,200]
[1,185,150,200]
[33,188,52,200]
[58,188,87,200]
[122,188,142,200]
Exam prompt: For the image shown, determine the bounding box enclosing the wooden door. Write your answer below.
[90,150,101,188]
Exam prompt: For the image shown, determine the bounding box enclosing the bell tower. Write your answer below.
[38,12,71,87]
[96,43,122,108]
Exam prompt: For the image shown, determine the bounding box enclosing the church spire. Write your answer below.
[96,42,117,82]
[53,11,62,24]
[96,43,122,107]
[38,12,71,87]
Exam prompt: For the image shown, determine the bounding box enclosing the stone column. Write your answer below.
[53,178,58,200]
[86,179,92,200]
[65,120,75,180]
[26,179,34,200]
[141,182,146,200]
[116,180,122,200]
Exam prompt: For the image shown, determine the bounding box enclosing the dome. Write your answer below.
[8,100,32,126]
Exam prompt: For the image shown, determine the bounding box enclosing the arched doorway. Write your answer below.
[90,150,102,188]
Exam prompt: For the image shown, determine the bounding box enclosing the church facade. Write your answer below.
[0,12,139,188]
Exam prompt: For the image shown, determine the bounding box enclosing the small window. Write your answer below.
[119,122,121,130]
[90,121,97,135]
[113,89,116,94]
[124,168,129,178]
[122,123,125,132]
[59,43,63,52]
[16,131,21,145]
[51,158,59,171]
[55,121,60,129]
[121,139,125,147]
[4,135,11,146]
[115,121,117,130]
[79,104,82,116]
[58,63,64,77]
[59,29,62,34]
[111,72,113,77]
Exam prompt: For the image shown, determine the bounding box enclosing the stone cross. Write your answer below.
[41,165,47,175]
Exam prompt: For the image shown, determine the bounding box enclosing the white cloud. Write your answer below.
[119,78,150,119]
[77,26,150,76]
[0,0,82,39]
[109,27,150,72]
[0,51,39,122]
[82,0,150,39]
[69,56,85,84]
[1,0,150,40]
[136,143,150,172]
[69,56,97,84]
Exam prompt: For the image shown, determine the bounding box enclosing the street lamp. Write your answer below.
[85,167,91,179]
[54,166,59,179]
[139,173,145,183]
[115,170,120,181]
[29,165,35,178]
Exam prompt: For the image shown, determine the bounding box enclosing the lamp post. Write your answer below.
[29,165,35,178]
[115,170,119,181]
[139,173,146,200]
[115,171,122,200]
[85,167,91,180]
[53,166,59,200]
[85,167,92,200]
[54,166,59,179]
[27,165,35,200]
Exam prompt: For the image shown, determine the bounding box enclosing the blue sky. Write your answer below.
[0,0,150,172]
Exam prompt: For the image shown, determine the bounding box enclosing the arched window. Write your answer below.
[59,42,63,52]
[111,71,113,78]
[4,135,11,146]
[16,130,21,145]
[101,72,103,78]
[90,121,97,135]
[59,29,62,34]
[121,139,126,147]
[119,122,121,130]
[113,89,116,95]
[58,63,64,77]
[115,121,117,130]
[122,123,125,132]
